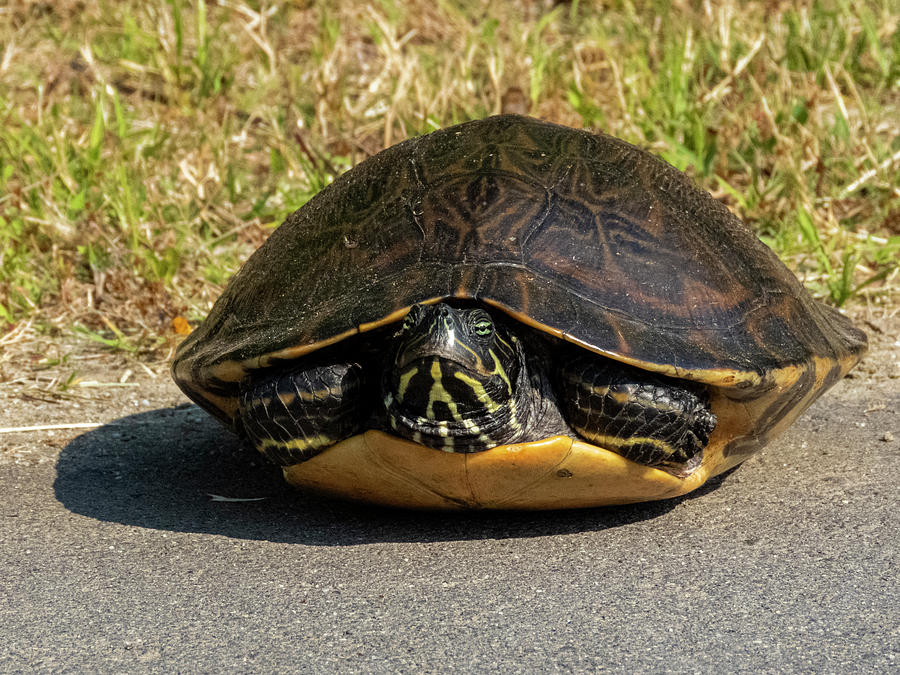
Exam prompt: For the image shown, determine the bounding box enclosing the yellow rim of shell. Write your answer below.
[204,295,766,390]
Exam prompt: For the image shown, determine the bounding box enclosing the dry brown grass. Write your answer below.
[0,0,897,376]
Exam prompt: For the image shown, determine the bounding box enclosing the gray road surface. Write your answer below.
[1,347,898,672]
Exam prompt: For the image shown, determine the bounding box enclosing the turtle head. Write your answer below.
[394,303,513,372]
[384,302,525,450]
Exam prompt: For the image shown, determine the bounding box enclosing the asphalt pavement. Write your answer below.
[1,357,898,672]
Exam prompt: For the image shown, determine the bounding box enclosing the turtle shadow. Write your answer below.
[54,405,732,545]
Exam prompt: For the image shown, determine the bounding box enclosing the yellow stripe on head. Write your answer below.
[395,366,419,403]
[453,370,502,414]
[426,359,463,420]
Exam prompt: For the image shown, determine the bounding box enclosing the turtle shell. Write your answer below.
[172,114,866,509]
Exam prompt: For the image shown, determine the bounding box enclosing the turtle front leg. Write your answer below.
[238,362,369,465]
[556,355,717,475]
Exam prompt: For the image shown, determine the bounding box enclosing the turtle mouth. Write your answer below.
[394,338,491,377]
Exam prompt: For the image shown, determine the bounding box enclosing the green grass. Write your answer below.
[1,0,898,354]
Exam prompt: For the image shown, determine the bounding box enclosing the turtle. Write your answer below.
[172,114,867,510]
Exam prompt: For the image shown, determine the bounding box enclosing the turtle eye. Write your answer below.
[470,313,494,338]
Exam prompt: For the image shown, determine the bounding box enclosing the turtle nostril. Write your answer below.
[438,304,450,317]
